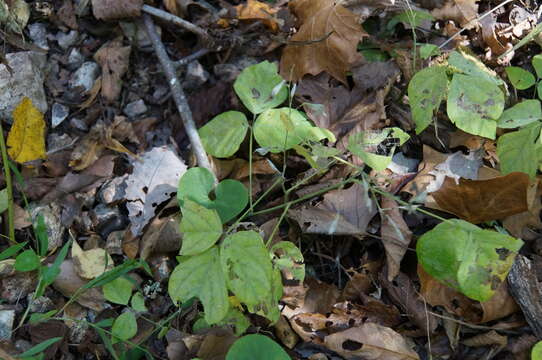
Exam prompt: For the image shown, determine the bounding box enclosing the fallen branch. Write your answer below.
[142,14,213,173]
[173,48,210,69]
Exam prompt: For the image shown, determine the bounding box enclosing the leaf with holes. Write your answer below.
[234,61,288,114]
[417,219,523,302]
[177,167,248,223]
[271,241,305,282]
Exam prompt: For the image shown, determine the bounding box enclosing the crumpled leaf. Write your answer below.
[417,219,523,302]
[91,0,143,20]
[380,198,412,281]
[7,97,46,163]
[235,0,279,31]
[432,172,530,224]
[0,0,29,33]
[431,0,480,29]
[94,37,131,103]
[324,323,420,360]
[125,146,187,235]
[71,241,114,279]
[280,0,367,84]
[70,118,137,170]
[289,181,377,236]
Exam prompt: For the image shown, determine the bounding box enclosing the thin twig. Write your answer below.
[0,120,15,244]
[172,48,210,69]
[142,14,213,173]
[141,5,210,43]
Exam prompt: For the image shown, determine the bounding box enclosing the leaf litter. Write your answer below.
[2,0,542,358]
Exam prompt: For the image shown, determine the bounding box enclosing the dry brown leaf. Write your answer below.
[235,0,279,31]
[462,330,507,348]
[163,0,194,17]
[57,0,78,29]
[275,315,299,349]
[380,197,412,281]
[503,180,542,241]
[282,277,340,319]
[432,172,530,224]
[288,182,377,236]
[324,323,420,360]
[431,0,480,29]
[94,37,131,103]
[280,0,367,84]
[91,0,143,20]
[78,76,102,109]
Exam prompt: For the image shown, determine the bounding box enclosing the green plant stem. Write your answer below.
[265,202,291,248]
[248,124,254,210]
[0,121,15,244]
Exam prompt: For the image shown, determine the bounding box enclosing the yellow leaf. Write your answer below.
[7,97,46,163]
[235,0,278,32]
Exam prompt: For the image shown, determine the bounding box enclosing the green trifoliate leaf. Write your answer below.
[179,199,223,256]
[417,219,523,302]
[497,99,542,128]
[506,66,536,90]
[408,65,448,133]
[447,74,504,139]
[234,61,288,114]
[168,246,229,324]
[254,108,335,153]
[199,111,249,158]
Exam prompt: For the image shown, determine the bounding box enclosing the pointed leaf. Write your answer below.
[408,66,448,133]
[112,311,137,341]
[497,122,542,179]
[497,99,542,128]
[103,276,134,305]
[15,249,40,272]
[506,66,536,90]
[7,97,46,163]
[179,199,222,256]
[226,334,290,360]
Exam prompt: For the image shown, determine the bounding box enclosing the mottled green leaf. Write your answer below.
[271,241,305,282]
[199,111,249,158]
[417,219,523,302]
[448,50,504,86]
[497,100,542,128]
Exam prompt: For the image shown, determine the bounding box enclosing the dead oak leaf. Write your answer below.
[235,0,279,32]
[432,172,529,224]
[280,0,367,84]
[94,37,131,103]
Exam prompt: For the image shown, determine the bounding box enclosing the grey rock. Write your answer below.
[91,204,127,239]
[28,23,49,50]
[390,153,420,174]
[28,295,54,313]
[123,99,147,118]
[14,339,32,353]
[67,48,84,68]
[69,61,99,92]
[184,60,209,90]
[0,52,48,122]
[98,175,127,204]
[47,133,75,154]
[106,230,124,255]
[28,203,65,251]
[56,30,79,50]
[51,103,70,128]
[0,310,15,340]
[70,117,88,131]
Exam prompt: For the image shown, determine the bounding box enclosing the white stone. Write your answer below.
[0,310,15,340]
[69,61,100,92]
[28,23,49,50]
[123,99,147,118]
[67,48,84,67]
[51,102,69,128]
[0,51,47,122]
[56,30,79,49]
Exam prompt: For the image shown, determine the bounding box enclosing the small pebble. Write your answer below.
[67,48,84,68]
[124,99,148,118]
[69,61,99,92]
[28,23,49,50]
[51,103,69,128]
[56,30,79,50]
[0,310,15,340]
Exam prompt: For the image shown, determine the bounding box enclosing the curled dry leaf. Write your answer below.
[280,0,367,84]
[274,315,299,349]
[324,323,420,360]
[94,37,131,103]
[431,0,480,29]
[235,0,279,31]
[380,197,412,281]
[288,182,377,236]
[91,0,143,20]
[432,172,529,224]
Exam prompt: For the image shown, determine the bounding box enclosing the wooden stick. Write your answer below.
[142,14,213,173]
[141,5,210,43]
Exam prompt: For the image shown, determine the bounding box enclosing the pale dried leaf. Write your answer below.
[94,37,131,103]
[380,197,412,281]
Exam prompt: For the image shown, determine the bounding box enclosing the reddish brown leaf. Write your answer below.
[380,197,412,281]
[94,37,131,103]
[432,172,529,224]
[280,0,367,84]
[91,0,143,20]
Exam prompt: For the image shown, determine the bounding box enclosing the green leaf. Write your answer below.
[534,55,542,78]
[0,188,7,214]
[180,199,223,256]
[506,66,536,90]
[497,123,542,179]
[220,231,281,322]
[254,108,335,153]
[408,66,448,133]
[447,74,504,139]
[199,111,249,158]
[177,167,249,224]
[112,311,137,342]
[29,310,57,324]
[15,249,40,272]
[419,44,440,59]
[387,9,434,30]
[16,337,63,358]
[36,238,72,297]
[0,241,27,261]
[497,100,542,128]
[532,341,542,360]
[417,219,523,302]
[103,276,134,305]
[34,215,48,257]
[226,334,290,360]
[271,241,305,282]
[448,50,504,86]
[347,127,410,171]
[168,246,229,324]
[217,308,251,336]
[130,292,147,312]
[538,82,542,101]
[233,61,288,114]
